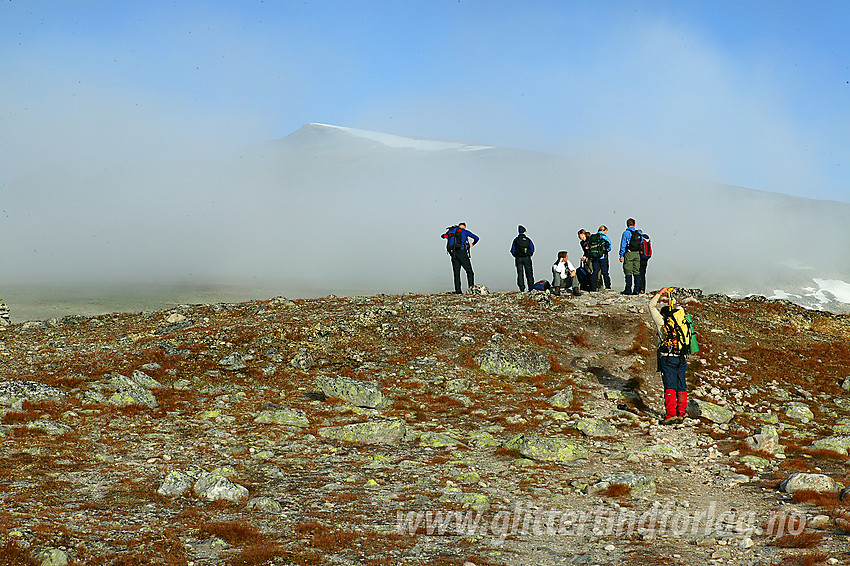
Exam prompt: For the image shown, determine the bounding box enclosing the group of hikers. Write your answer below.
[441,218,652,297]
[442,219,693,426]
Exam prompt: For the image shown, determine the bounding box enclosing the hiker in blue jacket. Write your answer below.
[619,218,642,295]
[442,222,479,294]
[510,225,535,292]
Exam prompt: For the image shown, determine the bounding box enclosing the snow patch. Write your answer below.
[813,278,850,304]
[309,123,492,152]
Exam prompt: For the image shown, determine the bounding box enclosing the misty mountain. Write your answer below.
[3,123,849,313]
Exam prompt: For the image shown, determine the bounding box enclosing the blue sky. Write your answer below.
[2,0,849,202]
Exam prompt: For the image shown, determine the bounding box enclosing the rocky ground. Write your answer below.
[0,287,849,566]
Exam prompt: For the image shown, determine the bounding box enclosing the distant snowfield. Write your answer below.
[812,279,850,304]
[310,123,493,152]
[771,278,850,311]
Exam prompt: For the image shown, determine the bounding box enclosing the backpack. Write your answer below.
[661,307,695,355]
[576,265,593,291]
[443,226,465,255]
[531,280,550,291]
[626,229,642,252]
[640,233,652,259]
[514,234,532,257]
[586,232,610,260]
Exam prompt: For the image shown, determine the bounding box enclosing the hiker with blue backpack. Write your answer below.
[619,218,642,295]
[510,225,535,292]
[442,222,479,294]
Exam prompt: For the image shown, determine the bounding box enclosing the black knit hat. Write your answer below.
[518,225,526,234]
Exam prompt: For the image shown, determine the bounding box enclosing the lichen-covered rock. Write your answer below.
[741,455,770,470]
[505,433,588,462]
[785,402,814,422]
[0,380,67,407]
[549,386,574,408]
[246,497,282,514]
[130,370,163,389]
[810,435,850,456]
[841,376,850,391]
[575,418,617,437]
[158,470,193,497]
[219,352,247,371]
[779,473,839,494]
[475,348,550,377]
[745,424,780,454]
[193,472,249,502]
[290,350,314,370]
[315,375,389,409]
[417,431,464,448]
[26,420,72,436]
[438,486,489,510]
[30,547,69,566]
[588,473,656,499]
[108,379,158,409]
[687,399,734,424]
[253,408,309,427]
[445,378,470,393]
[317,419,406,444]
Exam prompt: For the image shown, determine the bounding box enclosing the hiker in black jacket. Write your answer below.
[442,222,479,294]
[510,225,535,291]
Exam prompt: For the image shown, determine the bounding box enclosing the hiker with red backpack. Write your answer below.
[618,218,642,295]
[510,225,535,292]
[441,222,479,294]
[637,232,652,294]
[649,287,695,425]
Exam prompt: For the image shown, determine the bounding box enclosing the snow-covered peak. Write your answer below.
[308,123,493,152]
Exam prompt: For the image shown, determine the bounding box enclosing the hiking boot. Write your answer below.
[572,288,582,297]
[674,416,685,424]
[659,416,678,425]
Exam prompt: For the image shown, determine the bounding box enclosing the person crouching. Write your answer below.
[552,251,582,297]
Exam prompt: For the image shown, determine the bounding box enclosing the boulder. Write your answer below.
[193,472,249,502]
[219,353,247,371]
[417,431,464,448]
[778,473,839,494]
[548,387,574,408]
[575,418,617,437]
[130,370,163,389]
[687,399,734,424]
[810,435,850,456]
[246,497,282,514]
[588,473,656,499]
[468,284,490,295]
[30,547,69,566]
[745,424,780,454]
[784,402,814,422]
[290,350,315,370]
[253,408,309,427]
[0,380,67,407]
[505,434,588,462]
[841,376,850,391]
[158,470,193,497]
[315,375,390,409]
[26,420,72,436]
[741,455,770,470]
[475,348,550,377]
[108,378,158,409]
[317,419,406,444]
